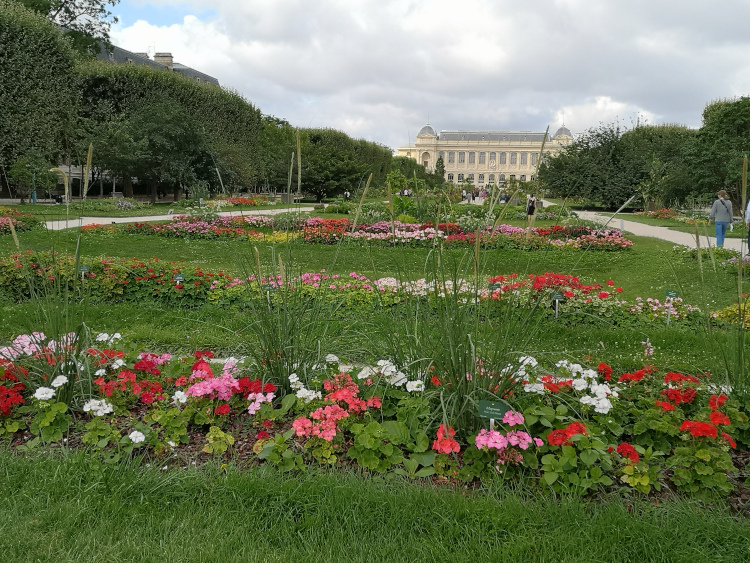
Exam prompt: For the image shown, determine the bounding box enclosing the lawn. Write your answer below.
[1,205,750,561]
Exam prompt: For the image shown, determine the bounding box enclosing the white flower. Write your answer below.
[405,380,425,392]
[572,378,588,391]
[128,430,146,444]
[519,356,538,368]
[111,359,126,369]
[594,398,613,414]
[95,333,110,342]
[296,389,322,403]
[34,387,55,401]
[167,441,176,448]
[387,371,408,386]
[357,366,377,380]
[325,354,339,364]
[172,390,187,405]
[581,369,598,379]
[523,383,545,395]
[50,375,68,388]
[83,399,113,416]
[95,368,107,376]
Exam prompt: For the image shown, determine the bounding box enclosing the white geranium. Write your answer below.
[297,389,322,403]
[387,371,408,386]
[357,366,377,380]
[172,390,187,405]
[128,430,146,444]
[83,399,113,417]
[34,387,55,401]
[95,368,107,377]
[325,354,339,364]
[572,378,588,391]
[523,383,545,395]
[405,380,424,393]
[50,375,68,388]
[518,356,538,368]
[111,359,126,369]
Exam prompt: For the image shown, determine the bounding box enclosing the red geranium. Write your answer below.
[722,432,737,449]
[709,411,730,426]
[616,442,640,463]
[432,424,460,454]
[547,422,588,446]
[709,394,728,411]
[679,420,717,439]
[654,400,675,411]
[214,404,231,416]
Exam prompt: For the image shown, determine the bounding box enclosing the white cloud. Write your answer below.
[111,0,750,150]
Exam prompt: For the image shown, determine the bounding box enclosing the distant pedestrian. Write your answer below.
[344,190,351,201]
[710,190,732,247]
[526,194,537,223]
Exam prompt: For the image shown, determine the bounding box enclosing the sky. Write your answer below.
[110,0,750,152]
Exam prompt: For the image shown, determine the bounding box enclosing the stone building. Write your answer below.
[397,124,572,187]
[96,45,220,85]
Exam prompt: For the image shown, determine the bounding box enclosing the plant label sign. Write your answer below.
[551,292,565,301]
[488,283,501,290]
[263,285,274,292]
[173,274,185,283]
[477,400,510,420]
[78,265,89,273]
[665,289,679,299]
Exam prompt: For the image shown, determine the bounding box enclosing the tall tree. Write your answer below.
[17,0,119,54]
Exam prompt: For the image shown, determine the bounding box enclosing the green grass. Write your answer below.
[612,212,749,239]
[0,452,748,563]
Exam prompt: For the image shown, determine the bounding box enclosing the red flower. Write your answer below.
[618,369,646,383]
[709,411,730,426]
[432,424,460,454]
[262,419,274,428]
[679,420,717,439]
[256,430,270,440]
[709,394,728,411]
[598,363,613,378]
[214,404,231,416]
[430,375,442,386]
[606,280,615,286]
[616,442,640,463]
[654,400,675,411]
[598,291,609,299]
[547,422,588,446]
[722,432,737,449]
[616,287,623,293]
[564,291,575,298]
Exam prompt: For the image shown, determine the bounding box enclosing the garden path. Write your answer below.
[43,207,316,231]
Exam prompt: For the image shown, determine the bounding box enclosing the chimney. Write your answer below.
[154,52,173,68]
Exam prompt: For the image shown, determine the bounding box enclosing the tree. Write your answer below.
[434,155,446,186]
[683,97,750,203]
[0,2,77,190]
[17,0,120,54]
[127,102,207,203]
[8,151,57,203]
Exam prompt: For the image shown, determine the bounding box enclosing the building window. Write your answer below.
[447,173,454,182]
[531,153,537,166]
[489,174,495,183]
[479,152,486,164]
[520,175,526,181]
[499,174,506,182]
[520,152,527,165]
[499,152,507,164]
[439,151,445,161]
[448,152,455,163]
[406,151,411,157]
[510,174,516,180]
[489,152,496,162]
[468,174,474,182]
[458,152,465,164]
[510,153,517,165]
[478,174,484,183]
[468,152,475,164]
[458,173,464,181]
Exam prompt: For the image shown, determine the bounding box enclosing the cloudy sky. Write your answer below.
[110,0,750,151]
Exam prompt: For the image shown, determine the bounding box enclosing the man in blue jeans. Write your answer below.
[709,190,732,247]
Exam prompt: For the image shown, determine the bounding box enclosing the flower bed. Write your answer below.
[0,206,45,234]
[80,215,633,251]
[0,332,748,499]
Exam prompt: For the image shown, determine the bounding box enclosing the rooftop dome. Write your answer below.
[417,124,437,137]
[553,125,572,139]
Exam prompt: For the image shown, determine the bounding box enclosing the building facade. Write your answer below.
[397,124,572,187]
[97,46,220,85]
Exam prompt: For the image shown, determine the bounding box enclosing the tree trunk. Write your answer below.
[173,185,180,202]
[124,176,133,198]
[149,179,157,204]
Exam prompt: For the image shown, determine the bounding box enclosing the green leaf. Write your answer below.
[402,457,419,475]
[410,451,436,467]
[579,449,598,466]
[382,421,410,445]
[543,472,559,485]
[415,467,436,478]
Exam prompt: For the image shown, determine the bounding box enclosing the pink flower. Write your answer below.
[502,410,524,427]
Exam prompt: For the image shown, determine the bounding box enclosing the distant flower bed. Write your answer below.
[78,216,632,251]
[0,206,45,234]
[634,208,684,220]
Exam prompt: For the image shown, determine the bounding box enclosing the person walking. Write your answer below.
[709,190,732,247]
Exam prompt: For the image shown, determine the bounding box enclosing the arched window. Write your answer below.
[447,173,454,182]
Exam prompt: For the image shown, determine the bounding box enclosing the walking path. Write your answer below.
[43,207,315,231]
[33,200,748,253]
[574,209,745,253]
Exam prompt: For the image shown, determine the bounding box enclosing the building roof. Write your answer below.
[417,124,437,136]
[553,126,572,138]
[96,45,220,85]
[438,130,550,142]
